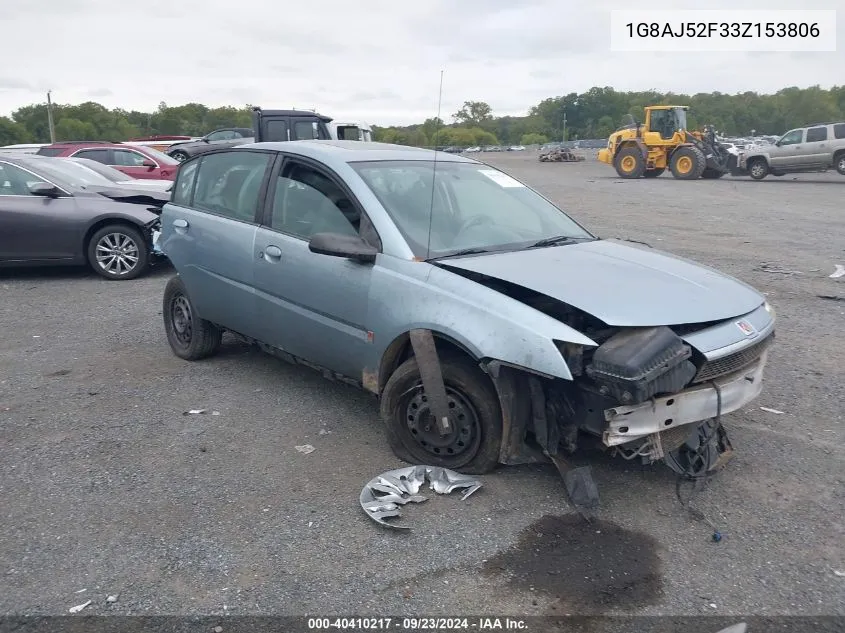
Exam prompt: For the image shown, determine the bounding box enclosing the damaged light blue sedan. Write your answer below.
[159,141,775,478]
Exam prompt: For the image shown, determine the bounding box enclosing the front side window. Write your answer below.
[207,130,236,141]
[192,151,271,222]
[112,149,149,167]
[0,162,41,196]
[268,162,360,240]
[350,160,593,258]
[293,121,320,140]
[171,159,199,206]
[834,123,845,139]
[779,130,804,145]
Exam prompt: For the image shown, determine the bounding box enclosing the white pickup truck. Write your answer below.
[329,121,373,142]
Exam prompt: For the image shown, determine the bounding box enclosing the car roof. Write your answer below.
[236,140,480,165]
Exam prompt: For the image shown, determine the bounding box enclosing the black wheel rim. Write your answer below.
[170,294,193,347]
[402,385,482,463]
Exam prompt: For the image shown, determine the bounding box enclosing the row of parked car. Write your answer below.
[0,146,172,280]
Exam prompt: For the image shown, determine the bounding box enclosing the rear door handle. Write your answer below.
[173,219,189,229]
[262,245,282,262]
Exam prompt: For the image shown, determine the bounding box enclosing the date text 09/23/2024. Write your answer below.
[307,617,528,630]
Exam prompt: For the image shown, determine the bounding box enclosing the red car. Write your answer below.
[36,141,180,180]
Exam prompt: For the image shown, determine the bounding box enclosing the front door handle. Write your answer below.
[263,245,282,262]
[173,218,189,229]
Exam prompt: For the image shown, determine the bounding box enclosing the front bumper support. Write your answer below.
[602,351,768,447]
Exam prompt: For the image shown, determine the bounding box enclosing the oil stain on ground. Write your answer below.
[483,514,663,611]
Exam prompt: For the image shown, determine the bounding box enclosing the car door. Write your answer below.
[800,126,832,168]
[769,129,805,169]
[0,161,81,262]
[160,149,275,337]
[252,156,380,379]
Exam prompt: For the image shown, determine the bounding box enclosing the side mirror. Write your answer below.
[142,160,156,169]
[28,182,61,197]
[202,137,211,143]
[308,232,378,263]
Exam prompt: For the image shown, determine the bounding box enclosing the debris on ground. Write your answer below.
[295,444,315,454]
[829,264,845,279]
[539,148,585,162]
[74,588,87,594]
[760,406,785,415]
[106,594,119,603]
[834,570,845,577]
[756,263,802,275]
[818,295,845,302]
[183,409,207,415]
[68,600,92,613]
[359,465,482,530]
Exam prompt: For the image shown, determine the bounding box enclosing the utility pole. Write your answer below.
[562,107,567,142]
[46,90,56,142]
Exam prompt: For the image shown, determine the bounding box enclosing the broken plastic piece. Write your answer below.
[360,466,482,530]
[295,444,315,454]
[760,406,784,414]
[830,264,845,279]
[69,600,92,614]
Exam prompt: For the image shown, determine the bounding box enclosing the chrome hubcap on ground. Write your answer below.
[404,388,480,459]
[96,232,139,275]
[170,295,193,346]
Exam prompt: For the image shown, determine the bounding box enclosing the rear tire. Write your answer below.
[835,153,845,176]
[613,147,646,179]
[669,146,706,180]
[748,158,769,180]
[643,168,664,178]
[380,353,502,475]
[170,150,189,162]
[162,275,223,361]
[87,224,150,280]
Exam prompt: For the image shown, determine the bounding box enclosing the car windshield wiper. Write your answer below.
[528,235,590,249]
[430,247,491,260]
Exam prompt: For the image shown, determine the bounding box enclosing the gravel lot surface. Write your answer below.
[1,153,843,618]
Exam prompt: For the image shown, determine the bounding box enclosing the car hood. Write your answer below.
[438,239,764,326]
[116,179,172,191]
[90,187,170,210]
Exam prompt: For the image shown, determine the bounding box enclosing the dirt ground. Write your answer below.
[1,152,843,619]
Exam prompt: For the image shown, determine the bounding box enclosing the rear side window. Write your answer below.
[171,159,199,206]
[806,126,827,142]
[834,123,845,139]
[73,149,109,163]
[293,121,320,140]
[192,151,271,222]
[36,147,64,157]
[264,120,289,142]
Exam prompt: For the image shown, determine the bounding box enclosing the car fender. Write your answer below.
[368,259,597,387]
[82,207,161,246]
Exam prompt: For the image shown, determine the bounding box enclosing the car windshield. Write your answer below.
[123,145,179,165]
[350,160,594,258]
[20,158,112,189]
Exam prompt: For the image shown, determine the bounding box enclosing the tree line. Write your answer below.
[2,85,844,148]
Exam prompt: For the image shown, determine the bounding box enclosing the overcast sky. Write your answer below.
[2,0,842,126]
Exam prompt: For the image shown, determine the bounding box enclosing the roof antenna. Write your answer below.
[425,70,445,261]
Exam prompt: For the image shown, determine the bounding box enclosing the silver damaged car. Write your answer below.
[159,141,775,477]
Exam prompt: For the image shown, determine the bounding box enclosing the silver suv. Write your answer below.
[736,122,845,179]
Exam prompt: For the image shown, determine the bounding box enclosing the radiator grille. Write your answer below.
[693,333,773,383]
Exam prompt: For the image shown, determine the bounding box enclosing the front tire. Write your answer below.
[670,146,706,180]
[87,224,149,280]
[835,153,845,176]
[380,353,503,474]
[748,158,769,180]
[170,150,189,162]
[162,275,222,361]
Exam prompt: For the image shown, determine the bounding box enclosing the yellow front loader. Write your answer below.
[597,105,732,180]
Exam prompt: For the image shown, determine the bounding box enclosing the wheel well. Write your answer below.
[833,148,845,161]
[615,141,640,156]
[746,154,768,166]
[83,218,148,253]
[377,331,480,395]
